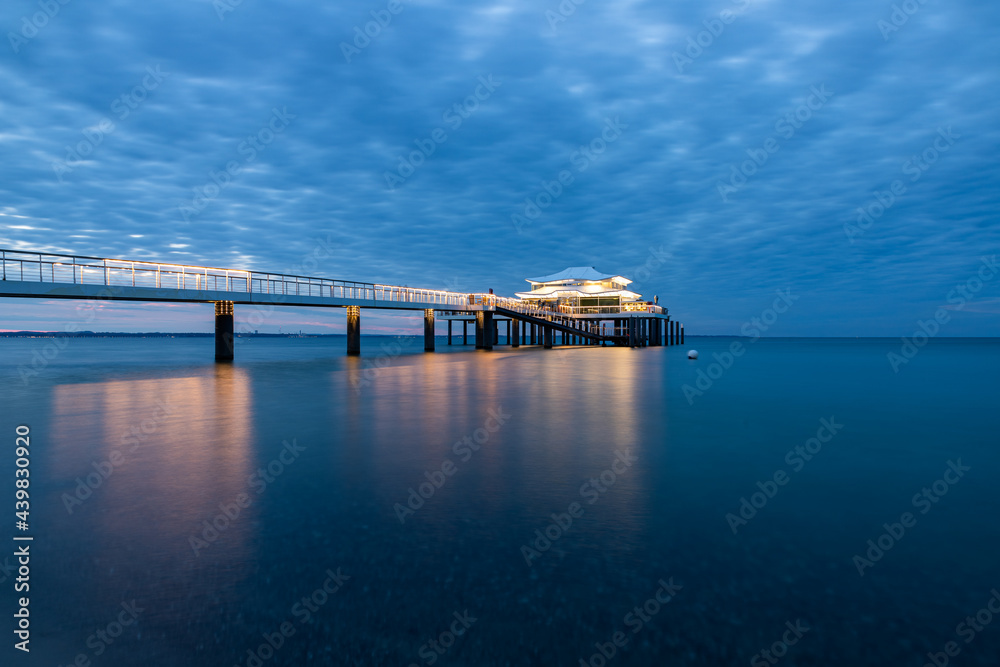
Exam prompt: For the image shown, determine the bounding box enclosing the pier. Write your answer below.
[0,249,684,361]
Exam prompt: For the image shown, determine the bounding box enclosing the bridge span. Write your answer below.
[0,249,684,360]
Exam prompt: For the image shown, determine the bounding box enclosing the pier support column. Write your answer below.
[531,324,536,346]
[346,305,361,356]
[424,309,435,352]
[214,301,234,362]
[463,320,468,345]
[669,320,675,346]
[511,318,520,348]
[447,319,452,346]
[543,325,553,349]
[681,323,685,345]
[476,311,493,350]
[493,319,499,346]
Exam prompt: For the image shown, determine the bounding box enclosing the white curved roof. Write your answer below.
[526,266,631,285]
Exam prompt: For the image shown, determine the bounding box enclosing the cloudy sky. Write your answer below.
[1,0,998,335]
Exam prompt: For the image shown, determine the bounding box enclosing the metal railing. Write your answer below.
[0,249,473,307]
[468,294,665,318]
[471,294,556,319]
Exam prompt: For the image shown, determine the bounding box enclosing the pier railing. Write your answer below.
[461,294,666,318]
[470,294,556,319]
[0,249,472,307]
[558,303,665,315]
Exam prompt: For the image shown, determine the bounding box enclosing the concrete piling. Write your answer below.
[346,305,361,356]
[424,309,435,352]
[214,301,234,362]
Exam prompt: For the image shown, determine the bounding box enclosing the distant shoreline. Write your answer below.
[0,332,995,339]
[0,331,335,338]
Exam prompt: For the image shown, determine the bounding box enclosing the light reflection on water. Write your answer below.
[1,336,998,666]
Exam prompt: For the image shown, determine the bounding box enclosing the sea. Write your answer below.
[0,335,997,666]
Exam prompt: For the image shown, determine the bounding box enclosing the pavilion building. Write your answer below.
[437,265,678,349]
[514,266,657,315]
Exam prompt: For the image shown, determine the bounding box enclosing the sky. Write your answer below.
[1,0,998,336]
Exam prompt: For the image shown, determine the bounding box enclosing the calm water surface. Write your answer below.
[1,336,998,666]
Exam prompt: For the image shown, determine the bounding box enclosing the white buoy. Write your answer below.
[687,350,698,359]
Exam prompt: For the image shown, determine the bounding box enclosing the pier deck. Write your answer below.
[1,249,684,360]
